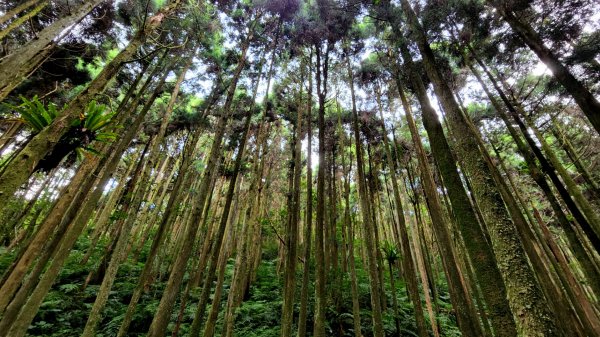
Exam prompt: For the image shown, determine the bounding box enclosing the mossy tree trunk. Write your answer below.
[399,1,558,334]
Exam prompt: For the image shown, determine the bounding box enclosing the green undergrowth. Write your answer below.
[0,234,460,336]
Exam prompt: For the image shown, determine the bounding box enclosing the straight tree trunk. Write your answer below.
[393,75,482,337]
[0,0,41,26]
[0,1,47,41]
[393,44,517,336]
[80,139,151,337]
[147,27,253,337]
[1,81,162,336]
[489,1,600,135]
[0,2,180,210]
[464,57,600,298]
[344,42,385,337]
[375,89,429,337]
[339,127,363,337]
[280,62,303,337]
[297,51,315,337]
[0,0,105,101]
[222,42,277,337]
[398,2,557,334]
[550,119,600,198]
[202,180,241,337]
[0,69,169,317]
[313,41,331,337]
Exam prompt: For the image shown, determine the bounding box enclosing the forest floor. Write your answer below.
[0,236,461,337]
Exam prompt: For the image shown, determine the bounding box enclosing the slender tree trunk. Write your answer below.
[0,122,22,153]
[489,1,600,135]
[392,65,482,336]
[398,2,557,334]
[339,129,363,337]
[0,1,47,41]
[148,28,253,337]
[465,57,600,297]
[0,0,41,26]
[281,61,303,337]
[221,44,277,336]
[313,41,331,337]
[526,116,600,239]
[297,51,314,337]
[0,3,179,210]
[344,42,384,337]
[202,180,240,337]
[393,46,517,336]
[0,0,105,101]
[550,119,600,198]
[375,88,429,337]
[0,69,169,337]
[80,140,151,337]
[407,195,440,337]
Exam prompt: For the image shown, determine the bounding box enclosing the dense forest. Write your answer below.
[0,0,599,336]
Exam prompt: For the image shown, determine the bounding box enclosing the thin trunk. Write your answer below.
[313,41,330,337]
[0,0,105,100]
[0,0,40,26]
[281,60,303,337]
[550,119,600,198]
[297,50,314,337]
[149,28,253,337]
[202,180,240,337]
[375,89,429,337]
[394,44,517,333]
[339,127,362,337]
[490,2,600,134]
[526,116,600,240]
[344,42,384,337]
[465,56,600,298]
[80,140,151,337]
[0,71,168,337]
[0,1,47,41]
[0,3,179,210]
[393,65,482,336]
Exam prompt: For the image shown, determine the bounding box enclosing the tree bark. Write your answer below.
[0,3,178,211]
[490,2,600,135]
[399,2,557,334]
[0,0,105,101]
[344,42,384,337]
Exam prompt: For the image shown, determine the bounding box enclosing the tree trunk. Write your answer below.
[393,73,483,336]
[0,0,105,101]
[0,1,47,41]
[281,60,303,337]
[399,2,557,334]
[313,41,330,337]
[297,51,315,337]
[344,42,384,337]
[80,140,151,337]
[147,28,252,337]
[0,0,40,26]
[339,126,363,337]
[375,88,429,337]
[0,3,178,211]
[465,56,600,298]
[490,2,600,135]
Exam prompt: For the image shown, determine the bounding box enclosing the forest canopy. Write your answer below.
[0,0,599,336]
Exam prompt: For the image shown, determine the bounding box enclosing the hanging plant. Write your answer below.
[5,96,116,172]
